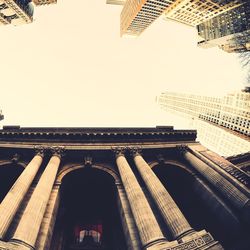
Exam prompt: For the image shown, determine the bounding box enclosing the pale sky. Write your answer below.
[0,0,247,127]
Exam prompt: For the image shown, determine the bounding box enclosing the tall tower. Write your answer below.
[158,89,250,156]
[164,0,242,27]
[197,1,250,52]
[0,0,34,26]
[119,0,242,36]
[120,0,174,36]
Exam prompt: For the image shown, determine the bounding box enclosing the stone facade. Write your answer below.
[0,126,249,250]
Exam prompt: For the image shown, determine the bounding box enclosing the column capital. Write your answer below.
[129,146,142,157]
[34,146,46,158]
[176,145,189,155]
[50,146,65,159]
[111,146,127,158]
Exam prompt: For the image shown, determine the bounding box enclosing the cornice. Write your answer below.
[0,141,199,151]
[0,126,196,144]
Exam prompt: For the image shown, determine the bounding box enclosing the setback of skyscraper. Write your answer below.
[197,1,250,52]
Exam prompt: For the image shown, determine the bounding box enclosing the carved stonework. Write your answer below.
[167,233,217,250]
[11,153,20,163]
[34,145,46,157]
[84,156,93,167]
[156,154,165,164]
[50,146,65,158]
[129,146,142,157]
[176,145,189,155]
[111,146,127,157]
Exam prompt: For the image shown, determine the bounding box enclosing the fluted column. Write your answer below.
[114,149,167,249]
[11,147,64,249]
[181,146,250,223]
[0,148,44,239]
[132,149,194,240]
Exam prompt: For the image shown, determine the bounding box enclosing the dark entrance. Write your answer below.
[51,167,126,250]
[0,164,23,202]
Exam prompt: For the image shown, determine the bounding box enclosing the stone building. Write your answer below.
[0,126,249,250]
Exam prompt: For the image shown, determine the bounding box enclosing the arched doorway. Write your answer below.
[51,167,126,250]
[0,163,23,202]
[152,162,248,249]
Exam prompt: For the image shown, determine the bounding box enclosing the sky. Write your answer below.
[0,0,247,127]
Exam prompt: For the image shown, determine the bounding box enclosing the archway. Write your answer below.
[0,163,23,202]
[51,166,126,250]
[152,162,247,249]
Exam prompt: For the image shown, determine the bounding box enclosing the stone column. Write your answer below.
[0,148,44,239]
[181,146,250,223]
[132,149,194,240]
[116,182,141,250]
[11,147,64,249]
[114,149,169,249]
[35,184,61,250]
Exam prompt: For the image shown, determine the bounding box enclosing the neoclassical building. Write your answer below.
[0,126,249,250]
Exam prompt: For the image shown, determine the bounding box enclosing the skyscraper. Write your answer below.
[197,1,250,52]
[119,0,242,37]
[164,0,242,27]
[0,0,34,26]
[159,88,250,137]
[0,0,57,27]
[120,0,174,36]
[158,89,250,156]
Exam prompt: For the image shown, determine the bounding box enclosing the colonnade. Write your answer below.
[0,147,64,250]
[114,147,222,250]
[0,145,246,250]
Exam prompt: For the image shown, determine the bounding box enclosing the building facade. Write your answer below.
[0,126,249,250]
[118,0,243,37]
[0,0,34,26]
[158,89,250,138]
[120,0,174,36]
[186,118,250,157]
[0,0,56,27]
[227,151,250,174]
[164,0,241,27]
[197,1,250,52]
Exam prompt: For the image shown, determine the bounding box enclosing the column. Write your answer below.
[181,147,250,223]
[0,148,44,239]
[116,182,141,250]
[11,147,64,249]
[115,149,168,249]
[132,149,194,240]
[35,184,60,250]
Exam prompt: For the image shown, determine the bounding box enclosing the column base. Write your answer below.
[1,239,34,250]
[146,231,223,250]
[0,240,30,250]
